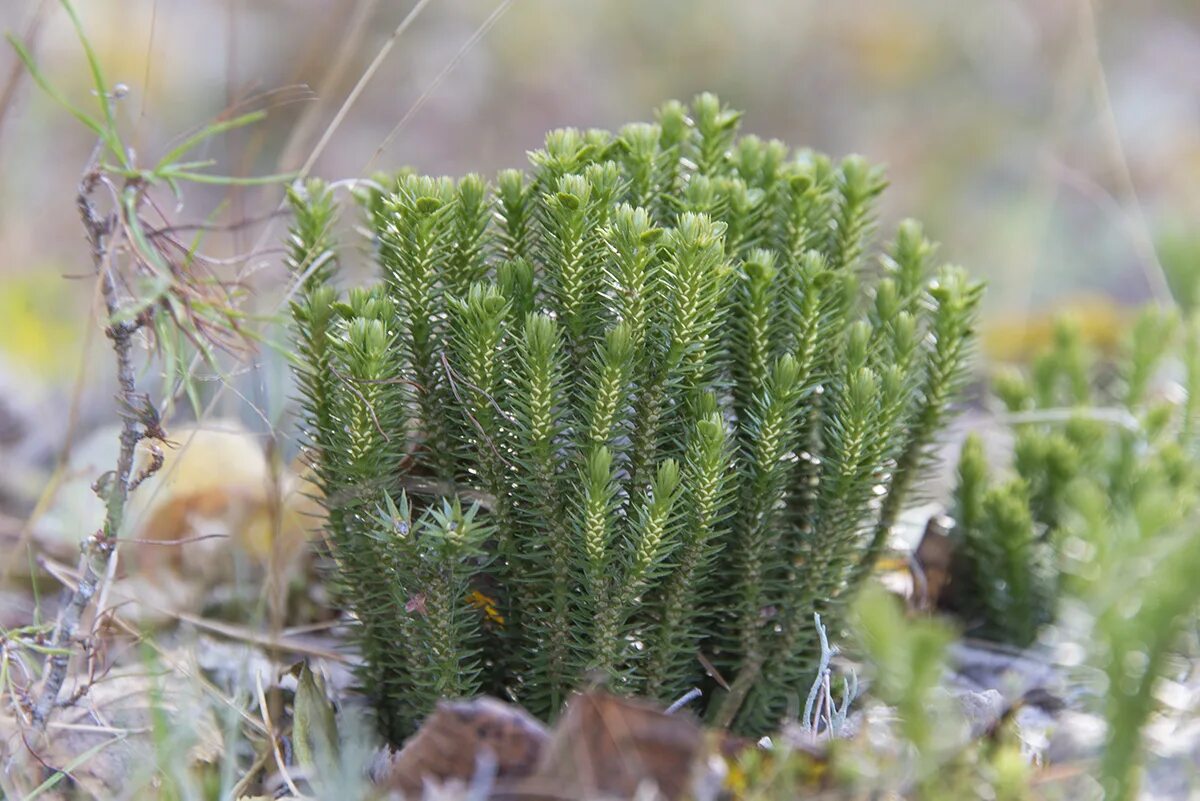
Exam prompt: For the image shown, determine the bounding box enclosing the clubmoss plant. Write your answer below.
[948,435,1056,647]
[288,94,982,740]
[947,308,1195,648]
[946,307,1200,800]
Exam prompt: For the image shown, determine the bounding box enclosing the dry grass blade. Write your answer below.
[256,669,302,798]
[169,611,348,663]
[364,0,515,172]
[298,0,437,180]
[32,555,270,737]
[277,0,381,171]
[0,0,51,150]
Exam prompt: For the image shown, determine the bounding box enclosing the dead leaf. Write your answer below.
[912,514,955,611]
[37,420,318,598]
[522,691,705,801]
[124,421,312,578]
[372,696,548,796]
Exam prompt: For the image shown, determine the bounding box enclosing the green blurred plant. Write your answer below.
[860,582,1034,801]
[288,94,982,740]
[949,435,1057,646]
[1064,478,1200,801]
[1157,224,1200,313]
[949,309,1192,647]
[947,307,1200,799]
[854,586,955,770]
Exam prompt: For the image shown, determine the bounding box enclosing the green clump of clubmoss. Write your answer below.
[287,94,982,741]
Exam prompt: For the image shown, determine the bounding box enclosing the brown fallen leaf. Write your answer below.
[912,514,955,611]
[518,691,705,801]
[371,696,549,796]
[35,420,319,614]
[370,692,742,799]
[124,422,314,580]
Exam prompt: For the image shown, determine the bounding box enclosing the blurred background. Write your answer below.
[0,0,1198,529]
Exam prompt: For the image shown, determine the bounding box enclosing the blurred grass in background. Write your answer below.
[0,0,1197,432]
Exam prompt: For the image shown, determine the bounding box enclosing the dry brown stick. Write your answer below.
[710,651,763,730]
[29,172,161,731]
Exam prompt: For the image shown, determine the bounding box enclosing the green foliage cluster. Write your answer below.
[287,94,982,741]
[949,434,1057,646]
[948,308,1200,800]
[949,309,1197,647]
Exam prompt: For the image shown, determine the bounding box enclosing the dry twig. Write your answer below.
[29,169,164,732]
